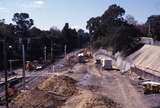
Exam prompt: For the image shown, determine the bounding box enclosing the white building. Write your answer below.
[140,37,154,45]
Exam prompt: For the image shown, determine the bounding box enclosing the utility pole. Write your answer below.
[9,60,12,74]
[64,44,67,58]
[9,46,13,74]
[0,19,9,108]
[89,35,93,55]
[2,40,9,108]
[148,23,151,36]
[19,38,26,90]
[148,20,152,37]
[51,41,53,62]
[22,44,26,90]
[44,46,47,63]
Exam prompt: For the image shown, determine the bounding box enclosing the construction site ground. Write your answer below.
[10,55,160,108]
[64,62,149,108]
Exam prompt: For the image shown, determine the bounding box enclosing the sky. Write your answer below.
[0,0,160,30]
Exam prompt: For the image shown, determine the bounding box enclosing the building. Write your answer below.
[140,37,154,45]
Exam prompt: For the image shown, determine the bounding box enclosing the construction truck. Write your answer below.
[102,59,112,70]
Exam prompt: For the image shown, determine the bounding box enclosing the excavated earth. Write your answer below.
[11,74,121,108]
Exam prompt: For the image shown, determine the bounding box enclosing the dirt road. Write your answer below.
[91,64,149,108]
[66,62,149,108]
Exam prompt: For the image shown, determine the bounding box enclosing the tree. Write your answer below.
[87,4,126,43]
[86,4,142,56]
[146,15,160,40]
[12,13,34,37]
[62,23,79,52]
[125,15,137,25]
[113,24,142,55]
[102,4,125,20]
[77,29,90,48]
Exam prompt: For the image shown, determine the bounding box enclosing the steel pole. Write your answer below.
[22,44,26,90]
[44,46,47,63]
[9,60,12,74]
[51,41,53,62]
[64,44,67,58]
[3,40,9,108]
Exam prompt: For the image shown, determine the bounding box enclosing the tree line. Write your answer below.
[0,13,89,70]
[86,4,160,56]
[1,4,160,69]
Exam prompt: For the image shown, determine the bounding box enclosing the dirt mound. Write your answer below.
[62,90,121,108]
[12,88,65,108]
[38,75,77,96]
[12,75,78,108]
[12,75,121,108]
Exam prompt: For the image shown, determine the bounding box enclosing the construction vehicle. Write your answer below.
[142,81,160,94]
[102,59,112,70]
[95,57,113,70]
[26,61,35,71]
[26,61,44,71]
[78,48,93,63]
[78,53,86,63]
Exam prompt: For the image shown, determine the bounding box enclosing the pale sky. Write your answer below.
[0,0,160,30]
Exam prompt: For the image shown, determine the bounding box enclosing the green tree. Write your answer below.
[62,23,78,52]
[146,15,160,40]
[12,13,34,37]
[125,15,137,25]
[86,4,142,56]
